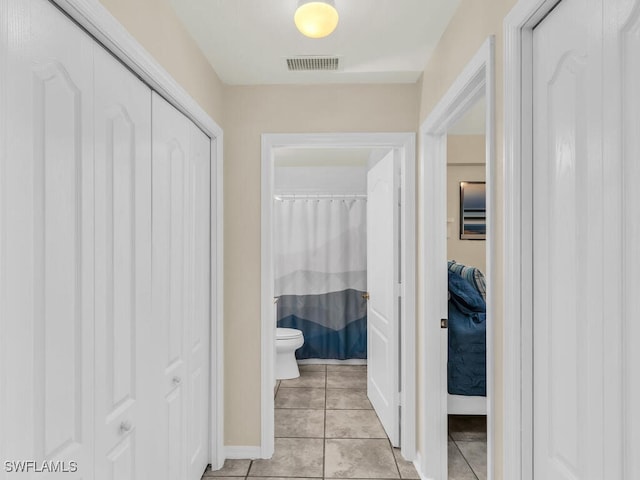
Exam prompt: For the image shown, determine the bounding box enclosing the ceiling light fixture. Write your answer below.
[294,0,339,39]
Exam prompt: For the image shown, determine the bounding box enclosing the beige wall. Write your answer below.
[417,1,518,478]
[223,84,419,445]
[98,0,225,124]
[447,135,486,273]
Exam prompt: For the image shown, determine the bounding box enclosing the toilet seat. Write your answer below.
[276,328,302,340]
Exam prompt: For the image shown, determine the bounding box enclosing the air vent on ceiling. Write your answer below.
[287,56,339,71]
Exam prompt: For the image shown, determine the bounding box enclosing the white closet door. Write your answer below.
[151,92,191,480]
[605,1,640,477]
[152,93,211,480]
[531,0,637,477]
[532,0,601,476]
[93,45,152,480]
[185,124,211,479]
[0,0,95,476]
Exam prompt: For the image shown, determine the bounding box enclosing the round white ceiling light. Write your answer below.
[294,0,339,39]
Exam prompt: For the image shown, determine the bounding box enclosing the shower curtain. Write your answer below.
[274,197,367,360]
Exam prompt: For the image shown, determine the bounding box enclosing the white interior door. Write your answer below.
[0,0,95,476]
[532,0,639,477]
[366,150,400,446]
[93,45,152,480]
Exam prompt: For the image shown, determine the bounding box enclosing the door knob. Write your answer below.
[119,421,132,434]
[362,292,370,300]
[173,376,182,386]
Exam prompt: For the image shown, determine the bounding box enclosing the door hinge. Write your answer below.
[441,318,448,328]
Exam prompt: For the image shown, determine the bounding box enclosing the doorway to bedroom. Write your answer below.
[445,96,488,479]
[419,37,495,480]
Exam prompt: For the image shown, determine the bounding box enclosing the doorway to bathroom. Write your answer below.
[260,133,416,462]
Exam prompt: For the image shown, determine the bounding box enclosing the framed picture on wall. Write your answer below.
[460,181,486,240]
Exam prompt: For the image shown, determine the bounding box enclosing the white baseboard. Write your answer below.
[297,359,367,365]
[447,394,487,415]
[224,445,262,459]
[413,451,427,480]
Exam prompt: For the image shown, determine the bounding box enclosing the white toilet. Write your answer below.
[276,328,304,380]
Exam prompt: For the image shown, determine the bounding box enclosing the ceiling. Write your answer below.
[168,0,462,85]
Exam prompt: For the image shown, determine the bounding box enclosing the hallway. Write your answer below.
[203,364,418,479]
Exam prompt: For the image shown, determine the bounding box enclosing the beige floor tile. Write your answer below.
[447,441,476,480]
[204,458,251,476]
[393,448,420,479]
[324,438,399,478]
[325,389,372,410]
[202,476,247,480]
[276,387,325,409]
[249,438,324,478]
[275,408,325,438]
[456,440,487,480]
[448,415,487,441]
[280,370,326,388]
[326,371,366,389]
[326,364,367,372]
[299,364,327,372]
[325,410,386,438]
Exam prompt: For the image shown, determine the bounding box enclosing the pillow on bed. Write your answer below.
[448,269,486,314]
[447,260,486,300]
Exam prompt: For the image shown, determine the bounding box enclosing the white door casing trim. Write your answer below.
[261,132,416,460]
[47,0,225,469]
[418,37,496,480]
[224,446,263,460]
[503,2,562,479]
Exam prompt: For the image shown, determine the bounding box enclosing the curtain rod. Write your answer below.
[274,193,367,200]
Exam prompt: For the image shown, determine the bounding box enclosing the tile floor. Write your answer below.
[202,364,487,480]
[202,364,419,480]
[448,415,487,480]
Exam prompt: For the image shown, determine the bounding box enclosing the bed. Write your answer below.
[447,261,487,415]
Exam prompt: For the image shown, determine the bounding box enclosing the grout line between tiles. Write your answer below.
[322,364,327,479]
[389,438,402,479]
[246,475,323,479]
[324,408,377,411]
[451,437,479,480]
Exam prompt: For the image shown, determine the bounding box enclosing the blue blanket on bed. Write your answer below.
[448,270,486,396]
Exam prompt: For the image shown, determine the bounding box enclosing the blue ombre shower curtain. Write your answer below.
[274,197,367,360]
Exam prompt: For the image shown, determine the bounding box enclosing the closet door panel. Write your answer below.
[152,92,190,480]
[186,124,211,479]
[606,1,640,477]
[93,45,151,480]
[169,145,186,368]
[1,0,94,476]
